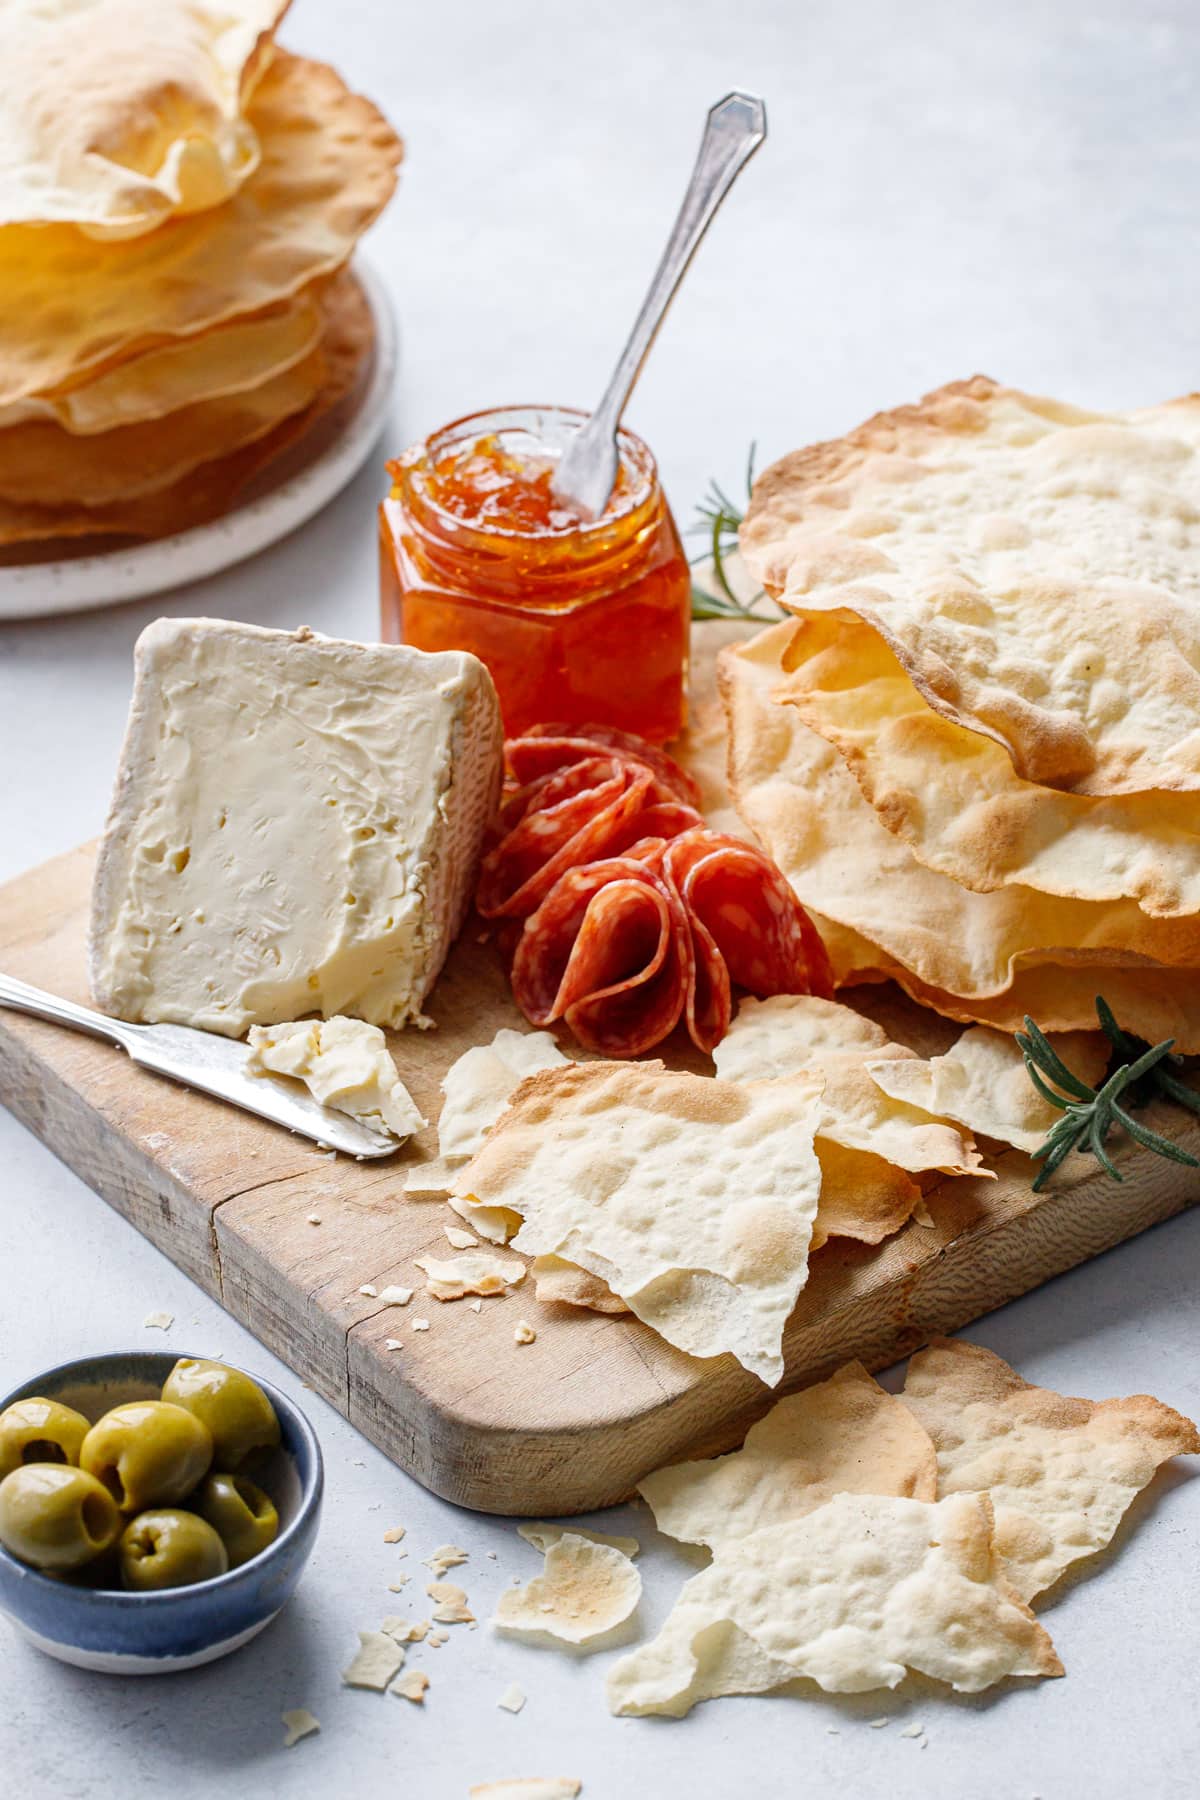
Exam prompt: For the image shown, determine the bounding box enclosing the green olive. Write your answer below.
[0,1464,123,1571]
[195,1472,279,1568]
[0,1397,91,1478]
[80,1402,212,1511]
[160,1360,280,1470]
[119,1509,229,1591]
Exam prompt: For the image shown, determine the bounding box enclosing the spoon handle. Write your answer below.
[554,91,766,516]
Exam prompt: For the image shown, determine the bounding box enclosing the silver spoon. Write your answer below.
[551,90,767,519]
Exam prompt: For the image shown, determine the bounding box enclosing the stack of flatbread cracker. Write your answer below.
[0,2,401,547]
[606,1346,1198,1713]
[724,376,1200,1048]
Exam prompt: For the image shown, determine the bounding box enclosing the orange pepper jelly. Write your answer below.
[379,405,692,740]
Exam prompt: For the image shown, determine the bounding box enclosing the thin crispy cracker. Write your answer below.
[742,376,1200,796]
[903,1339,1200,1599]
[639,1361,936,1549]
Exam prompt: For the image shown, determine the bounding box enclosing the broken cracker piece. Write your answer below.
[531,1254,630,1315]
[383,1526,406,1544]
[416,1250,527,1301]
[514,1321,536,1345]
[468,1784,580,1800]
[903,1338,1200,1599]
[452,1060,825,1385]
[379,1284,414,1306]
[412,1317,431,1332]
[639,1361,936,1551]
[439,1026,570,1159]
[497,1683,526,1714]
[423,1544,469,1575]
[607,1492,1060,1716]
[445,1224,479,1249]
[391,1668,430,1703]
[427,1580,475,1623]
[495,1531,641,1647]
[142,1310,173,1330]
[281,1708,320,1747]
[404,1155,464,1197]
[342,1629,406,1691]
[518,1523,640,1560]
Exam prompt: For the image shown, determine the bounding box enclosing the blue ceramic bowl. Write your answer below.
[0,1350,322,1674]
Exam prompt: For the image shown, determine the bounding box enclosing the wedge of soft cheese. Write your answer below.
[89,619,502,1035]
[247,1018,426,1140]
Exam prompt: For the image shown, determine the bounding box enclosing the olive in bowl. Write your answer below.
[0,1351,322,1673]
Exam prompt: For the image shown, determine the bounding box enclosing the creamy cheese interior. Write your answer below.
[89,618,501,1034]
[247,1017,425,1139]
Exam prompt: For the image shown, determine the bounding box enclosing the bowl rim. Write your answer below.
[0,1350,323,1608]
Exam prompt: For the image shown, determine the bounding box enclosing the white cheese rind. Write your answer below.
[89,618,502,1034]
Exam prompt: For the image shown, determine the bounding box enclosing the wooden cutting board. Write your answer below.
[2,626,1198,1515]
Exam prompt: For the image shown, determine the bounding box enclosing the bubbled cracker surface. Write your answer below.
[607,1491,1060,1715]
[452,1060,825,1384]
[903,1339,1200,1599]
[741,376,1200,796]
[639,1361,937,1550]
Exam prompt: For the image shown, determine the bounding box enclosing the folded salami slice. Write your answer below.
[508,723,702,808]
[664,829,835,1002]
[511,855,692,1058]
[480,757,702,921]
[478,760,657,919]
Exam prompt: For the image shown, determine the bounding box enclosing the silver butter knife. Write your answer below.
[0,973,398,1159]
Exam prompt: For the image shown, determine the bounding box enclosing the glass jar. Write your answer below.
[379,404,692,740]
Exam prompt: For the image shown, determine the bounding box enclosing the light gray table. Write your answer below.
[2,2,1198,1795]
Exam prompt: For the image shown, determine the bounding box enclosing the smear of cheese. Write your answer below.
[89,618,502,1034]
[247,1017,424,1140]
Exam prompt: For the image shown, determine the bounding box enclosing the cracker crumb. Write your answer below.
[487,1550,498,1559]
[469,1299,483,1313]
[387,1576,411,1592]
[408,1620,431,1642]
[383,1526,407,1544]
[359,1284,378,1297]
[498,1683,526,1714]
[899,1721,924,1739]
[428,1629,449,1647]
[412,1317,431,1332]
[869,1718,890,1729]
[514,1321,536,1345]
[380,1285,414,1306]
[427,1580,475,1623]
[342,1629,405,1691]
[142,1310,173,1330]
[385,1338,403,1351]
[307,1213,321,1225]
[424,1544,469,1575]
[445,1224,479,1249]
[391,1668,430,1704]
[281,1708,320,1747]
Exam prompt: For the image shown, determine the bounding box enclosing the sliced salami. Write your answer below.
[664,829,835,1001]
[507,724,702,807]
[511,856,691,1058]
[478,761,658,919]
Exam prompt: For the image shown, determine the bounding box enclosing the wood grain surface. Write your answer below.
[1,625,1197,1515]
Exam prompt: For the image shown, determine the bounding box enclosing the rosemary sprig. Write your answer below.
[689,443,778,622]
[1017,999,1200,1192]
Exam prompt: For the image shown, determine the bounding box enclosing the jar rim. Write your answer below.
[389,403,659,544]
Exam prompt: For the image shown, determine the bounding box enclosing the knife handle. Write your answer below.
[0,972,136,1048]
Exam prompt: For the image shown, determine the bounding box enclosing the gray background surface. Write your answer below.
[1,2,1198,1795]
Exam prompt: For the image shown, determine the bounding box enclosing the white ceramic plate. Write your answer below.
[0,259,397,622]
